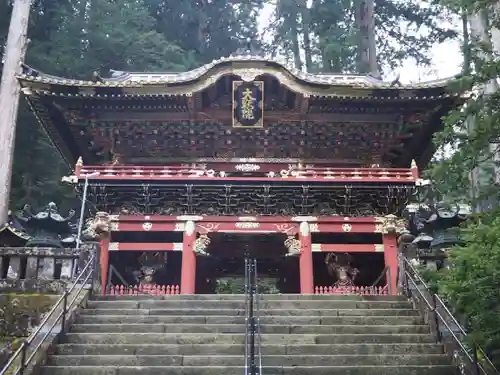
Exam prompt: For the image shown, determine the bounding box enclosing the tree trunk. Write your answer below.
[468,9,499,208]
[489,1,500,53]
[291,8,303,70]
[462,11,471,75]
[299,1,313,71]
[354,0,378,75]
[0,0,31,223]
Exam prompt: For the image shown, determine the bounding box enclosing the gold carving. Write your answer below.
[108,242,119,251]
[309,223,319,232]
[374,214,408,234]
[235,222,260,229]
[194,234,211,256]
[241,88,255,120]
[232,81,264,128]
[83,211,110,240]
[284,235,301,257]
[342,223,352,232]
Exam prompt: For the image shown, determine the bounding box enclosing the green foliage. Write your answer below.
[142,0,265,65]
[428,1,500,206]
[309,0,358,72]
[375,0,457,70]
[431,210,500,362]
[267,0,457,73]
[4,0,265,213]
[425,0,500,365]
[11,102,76,213]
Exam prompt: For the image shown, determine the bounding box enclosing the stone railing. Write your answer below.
[0,247,91,293]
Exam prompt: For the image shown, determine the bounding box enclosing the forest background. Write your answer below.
[2,0,500,366]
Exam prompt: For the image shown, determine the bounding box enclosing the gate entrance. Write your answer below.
[195,233,299,294]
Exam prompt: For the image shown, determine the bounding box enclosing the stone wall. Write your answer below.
[0,246,93,293]
[0,293,58,370]
[0,294,58,337]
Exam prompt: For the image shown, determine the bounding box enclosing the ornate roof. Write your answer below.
[103,56,452,88]
[17,55,464,167]
[18,55,459,97]
[0,203,78,248]
[0,214,31,244]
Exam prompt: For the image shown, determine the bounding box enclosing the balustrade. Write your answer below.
[314,285,389,295]
[108,284,180,295]
[77,164,416,183]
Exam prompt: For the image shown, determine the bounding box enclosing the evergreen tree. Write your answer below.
[266,0,456,73]
[7,0,266,212]
[423,0,500,365]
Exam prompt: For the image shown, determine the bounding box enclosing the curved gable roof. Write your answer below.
[18,54,457,93]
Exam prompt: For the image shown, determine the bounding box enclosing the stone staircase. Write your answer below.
[40,294,455,375]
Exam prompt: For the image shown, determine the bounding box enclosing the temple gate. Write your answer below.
[17,55,463,295]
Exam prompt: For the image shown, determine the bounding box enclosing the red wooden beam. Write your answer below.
[113,215,382,224]
[113,222,184,232]
[78,165,416,184]
[311,244,384,252]
[108,242,183,251]
[196,222,298,234]
[310,223,378,233]
[78,174,414,183]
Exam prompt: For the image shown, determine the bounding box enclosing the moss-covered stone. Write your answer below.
[0,293,58,338]
[0,293,58,371]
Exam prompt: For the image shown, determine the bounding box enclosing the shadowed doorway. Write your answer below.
[195,233,299,294]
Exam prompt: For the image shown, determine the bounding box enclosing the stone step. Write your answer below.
[48,354,450,367]
[93,294,408,302]
[39,365,456,375]
[56,343,444,356]
[44,294,450,374]
[82,308,418,317]
[63,332,436,345]
[70,323,430,335]
[77,314,424,326]
[87,300,412,310]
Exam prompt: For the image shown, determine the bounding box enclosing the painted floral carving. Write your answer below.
[194,234,211,256]
[284,235,301,256]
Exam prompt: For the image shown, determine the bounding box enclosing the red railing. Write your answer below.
[314,285,389,295]
[77,164,417,183]
[108,284,180,295]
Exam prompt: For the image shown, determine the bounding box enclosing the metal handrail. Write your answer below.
[400,255,498,375]
[244,258,250,375]
[244,258,261,375]
[252,259,263,375]
[0,252,97,375]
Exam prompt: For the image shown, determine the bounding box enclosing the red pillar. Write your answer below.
[299,222,314,294]
[99,237,110,294]
[180,221,197,294]
[383,234,398,295]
